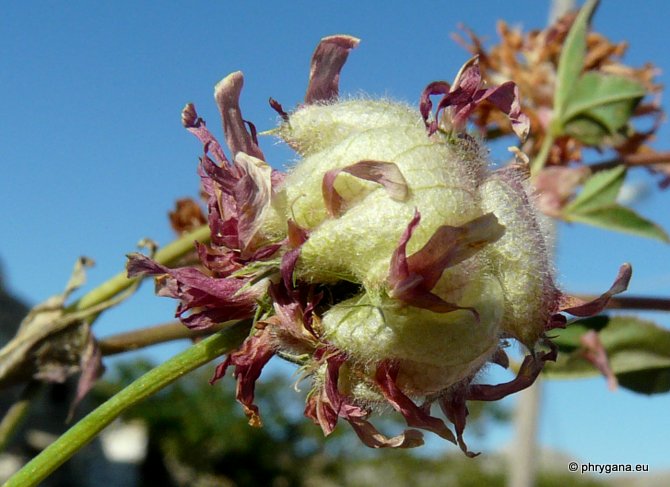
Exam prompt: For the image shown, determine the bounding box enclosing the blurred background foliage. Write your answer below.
[86,359,605,487]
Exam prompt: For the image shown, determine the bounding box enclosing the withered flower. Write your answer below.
[127,35,630,452]
[453,12,663,168]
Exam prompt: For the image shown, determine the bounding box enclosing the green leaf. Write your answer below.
[561,72,646,130]
[564,165,626,213]
[562,166,669,241]
[617,369,670,395]
[564,203,670,242]
[562,116,611,146]
[545,315,670,394]
[554,0,600,122]
[561,72,645,145]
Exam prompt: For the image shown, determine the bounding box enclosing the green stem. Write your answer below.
[0,382,42,452]
[530,133,555,176]
[0,225,209,452]
[70,224,210,313]
[3,320,250,487]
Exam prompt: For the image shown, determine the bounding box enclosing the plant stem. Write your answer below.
[0,225,211,453]
[98,320,230,356]
[2,320,250,487]
[530,133,555,176]
[69,224,210,314]
[0,382,42,452]
[589,150,670,173]
[598,295,670,312]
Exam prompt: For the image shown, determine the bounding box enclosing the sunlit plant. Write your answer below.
[126,34,629,452]
[2,1,670,485]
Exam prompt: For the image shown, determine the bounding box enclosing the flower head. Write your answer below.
[128,35,630,452]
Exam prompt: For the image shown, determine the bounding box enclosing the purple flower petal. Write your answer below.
[376,361,457,444]
[478,81,530,141]
[467,344,557,401]
[214,71,265,160]
[405,212,504,290]
[287,219,309,248]
[420,81,451,131]
[305,387,340,436]
[347,417,424,449]
[304,351,423,448]
[281,248,301,290]
[388,209,420,287]
[126,253,258,328]
[233,152,272,251]
[267,283,320,344]
[422,57,529,140]
[322,160,409,217]
[210,331,275,427]
[559,263,632,317]
[181,103,229,165]
[268,97,289,122]
[194,241,242,277]
[580,330,618,391]
[305,35,360,104]
[304,350,347,435]
[68,326,104,421]
[439,385,479,457]
[388,211,502,315]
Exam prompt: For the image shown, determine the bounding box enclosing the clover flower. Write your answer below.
[127,35,630,452]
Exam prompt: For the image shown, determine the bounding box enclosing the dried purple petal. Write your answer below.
[559,263,632,317]
[347,416,424,449]
[281,248,301,290]
[304,351,424,449]
[439,386,479,457]
[423,57,529,140]
[388,211,502,315]
[305,386,340,436]
[322,160,409,217]
[214,71,265,160]
[481,81,530,141]
[266,283,321,344]
[420,81,451,131]
[269,97,289,122]
[126,253,258,328]
[580,330,618,391]
[68,326,104,421]
[305,35,360,104]
[287,219,309,248]
[181,103,229,165]
[376,361,457,444]
[211,331,275,427]
[405,212,504,289]
[233,153,272,250]
[387,211,465,313]
[468,345,557,401]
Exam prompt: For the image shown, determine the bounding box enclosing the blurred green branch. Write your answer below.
[2,320,250,487]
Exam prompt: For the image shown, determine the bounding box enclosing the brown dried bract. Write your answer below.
[169,198,207,234]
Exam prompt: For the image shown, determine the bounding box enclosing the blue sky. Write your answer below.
[2,0,670,473]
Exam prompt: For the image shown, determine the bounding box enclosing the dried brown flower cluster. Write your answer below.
[453,12,663,168]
